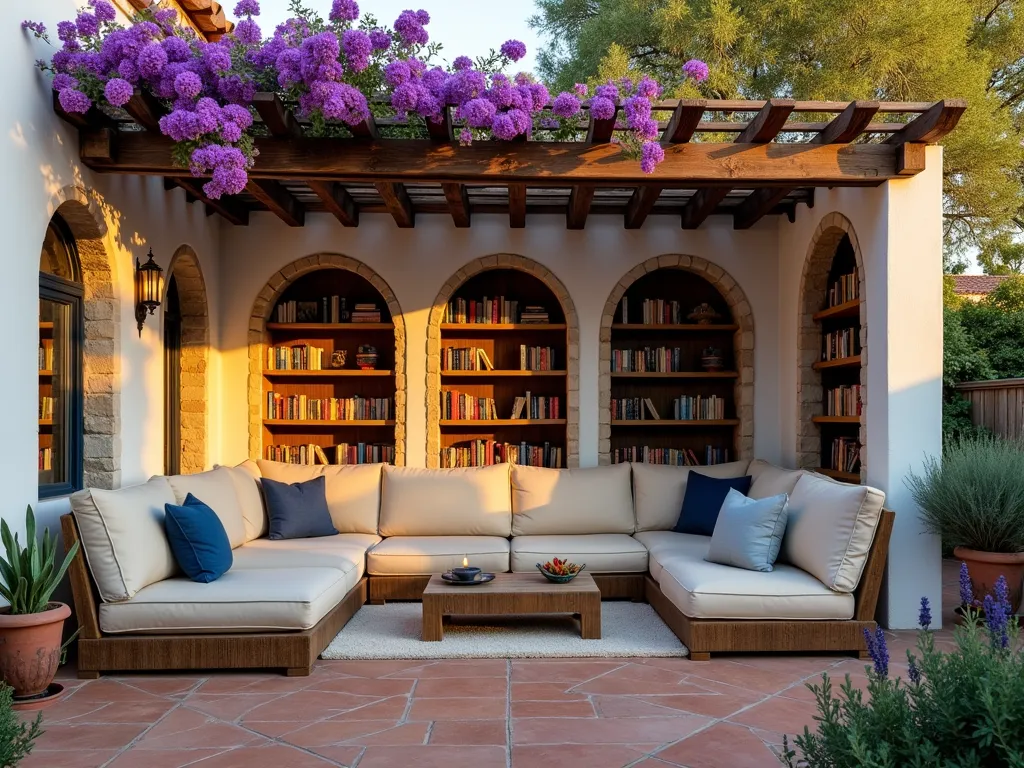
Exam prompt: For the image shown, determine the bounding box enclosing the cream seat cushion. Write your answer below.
[367,536,510,576]
[631,461,751,532]
[98,567,354,634]
[232,533,380,579]
[380,465,511,537]
[510,534,648,573]
[658,556,855,620]
[633,530,712,583]
[781,473,885,593]
[167,467,248,548]
[511,464,634,536]
[748,460,806,500]
[70,477,179,603]
[256,461,382,535]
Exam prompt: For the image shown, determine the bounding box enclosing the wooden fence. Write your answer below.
[956,379,1024,439]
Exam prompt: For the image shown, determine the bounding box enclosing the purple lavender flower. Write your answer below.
[104,77,134,107]
[421,67,448,98]
[234,0,260,16]
[589,96,616,121]
[52,73,78,92]
[595,83,619,102]
[552,92,581,119]
[391,81,419,115]
[682,59,710,82]
[640,141,664,174]
[91,2,117,23]
[416,9,430,23]
[21,20,47,38]
[160,108,201,141]
[573,83,588,97]
[330,0,360,22]
[635,76,660,100]
[221,103,253,128]
[491,111,517,140]
[174,71,203,99]
[234,18,262,46]
[384,59,411,87]
[202,43,232,74]
[500,39,527,62]
[342,29,372,72]
[394,10,428,47]
[453,55,473,71]
[321,83,370,125]
[507,108,531,136]
[153,8,179,27]
[529,82,550,113]
[137,42,169,78]
[162,36,192,63]
[984,593,1010,649]
[486,74,514,108]
[57,20,78,43]
[918,596,932,630]
[76,12,100,38]
[959,562,974,607]
[220,122,242,142]
[458,128,472,145]
[995,574,1012,613]
[58,88,92,114]
[862,626,889,677]
[194,97,222,133]
[369,29,391,51]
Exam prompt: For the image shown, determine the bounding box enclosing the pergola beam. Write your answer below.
[886,99,967,146]
[441,182,471,228]
[246,179,305,227]
[508,183,526,228]
[172,177,250,226]
[374,182,415,228]
[307,180,358,227]
[252,92,303,138]
[567,109,618,229]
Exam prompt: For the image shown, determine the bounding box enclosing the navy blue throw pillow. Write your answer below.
[262,475,338,540]
[675,472,753,536]
[164,493,232,583]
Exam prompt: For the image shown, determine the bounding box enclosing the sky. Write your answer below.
[256,0,545,75]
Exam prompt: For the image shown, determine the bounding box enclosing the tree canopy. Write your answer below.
[531,0,1024,270]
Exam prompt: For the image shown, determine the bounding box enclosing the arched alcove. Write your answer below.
[426,255,580,468]
[797,212,867,479]
[247,254,407,465]
[598,255,755,465]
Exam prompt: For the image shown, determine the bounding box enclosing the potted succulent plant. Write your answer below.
[907,435,1024,613]
[0,506,78,705]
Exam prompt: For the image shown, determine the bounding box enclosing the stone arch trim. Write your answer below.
[597,254,755,465]
[167,246,210,474]
[48,184,121,490]
[797,212,867,475]
[247,254,407,465]
[426,254,581,468]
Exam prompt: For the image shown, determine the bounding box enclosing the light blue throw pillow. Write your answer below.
[705,488,789,572]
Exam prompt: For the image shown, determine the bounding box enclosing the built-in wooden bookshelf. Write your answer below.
[812,234,863,482]
[263,269,397,465]
[438,269,568,468]
[38,319,54,482]
[609,268,739,466]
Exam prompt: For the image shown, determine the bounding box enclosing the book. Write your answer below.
[511,397,526,419]
[644,398,661,419]
[476,348,494,370]
[611,346,684,373]
[313,445,330,465]
[441,440,563,468]
[266,392,391,421]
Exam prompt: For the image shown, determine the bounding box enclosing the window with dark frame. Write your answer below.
[39,215,84,498]
[164,276,182,476]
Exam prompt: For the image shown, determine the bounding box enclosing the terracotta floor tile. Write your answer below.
[687,661,826,695]
[42,697,175,725]
[241,689,378,721]
[307,675,416,696]
[326,696,410,721]
[510,682,586,701]
[103,747,229,767]
[429,719,508,745]
[60,679,169,705]
[574,675,703,697]
[408,696,508,720]
[307,745,365,766]
[512,744,650,768]
[190,743,344,767]
[511,660,625,683]
[627,691,764,719]
[20,750,119,768]
[727,695,822,735]
[512,715,709,745]
[115,676,205,697]
[413,676,508,698]
[512,699,595,718]
[357,745,507,768]
[326,660,431,679]
[656,722,782,768]
[389,660,508,678]
[135,708,266,749]
[33,723,147,751]
[283,719,428,748]
[194,675,317,695]
[184,693,286,721]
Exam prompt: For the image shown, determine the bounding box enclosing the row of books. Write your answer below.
[612,396,726,421]
[442,347,494,371]
[824,385,863,416]
[274,298,381,324]
[510,394,560,420]
[611,347,685,373]
[440,441,564,468]
[827,270,859,308]
[521,345,557,371]
[265,393,391,421]
[350,303,381,323]
[38,447,52,472]
[610,446,732,466]
[829,437,862,474]
[39,397,54,419]
[441,390,497,420]
[265,443,395,465]
[445,297,520,325]
[619,298,692,325]
[266,344,326,371]
[822,329,860,361]
[38,341,53,371]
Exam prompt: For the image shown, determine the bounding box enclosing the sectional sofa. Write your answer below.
[61,459,893,676]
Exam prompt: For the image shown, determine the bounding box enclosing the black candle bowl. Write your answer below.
[450,566,482,582]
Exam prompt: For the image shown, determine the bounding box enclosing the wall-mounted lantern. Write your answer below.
[134,248,164,337]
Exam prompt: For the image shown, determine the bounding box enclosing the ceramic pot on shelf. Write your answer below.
[700,346,724,372]
[356,345,378,370]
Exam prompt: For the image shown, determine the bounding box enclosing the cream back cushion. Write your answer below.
[748,460,806,500]
[70,477,178,603]
[781,473,885,593]
[167,467,248,548]
[511,464,634,536]
[380,464,511,537]
[228,461,267,541]
[256,460,382,535]
[631,460,752,532]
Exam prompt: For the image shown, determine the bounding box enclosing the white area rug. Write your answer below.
[321,602,688,659]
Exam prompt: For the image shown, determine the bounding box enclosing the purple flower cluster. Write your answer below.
[500,39,527,62]
[918,596,932,630]
[329,0,360,23]
[189,143,250,198]
[862,626,890,678]
[959,561,974,607]
[984,575,1012,649]
[682,58,710,82]
[394,10,430,47]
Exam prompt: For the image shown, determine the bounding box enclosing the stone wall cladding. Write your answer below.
[51,185,121,490]
[167,246,209,474]
[247,255,407,465]
[597,255,755,466]
[797,212,867,478]
[425,254,581,468]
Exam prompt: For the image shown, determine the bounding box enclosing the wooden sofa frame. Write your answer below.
[61,509,894,675]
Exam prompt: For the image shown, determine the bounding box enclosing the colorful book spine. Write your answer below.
[610,446,730,466]
[519,345,556,371]
[265,393,391,421]
[824,385,862,416]
[266,345,325,370]
[440,441,563,468]
[821,328,860,361]
[441,389,497,420]
[672,395,725,420]
[611,347,683,372]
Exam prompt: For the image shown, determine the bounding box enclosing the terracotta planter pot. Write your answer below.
[0,602,70,699]
[954,547,1024,614]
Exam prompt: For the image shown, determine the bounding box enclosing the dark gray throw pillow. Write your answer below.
[261,475,338,540]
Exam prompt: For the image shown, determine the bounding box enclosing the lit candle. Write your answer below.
[462,556,469,567]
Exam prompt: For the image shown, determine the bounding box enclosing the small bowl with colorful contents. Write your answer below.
[536,558,585,583]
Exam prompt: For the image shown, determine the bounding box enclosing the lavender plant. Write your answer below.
[22,1,708,199]
[782,569,1024,767]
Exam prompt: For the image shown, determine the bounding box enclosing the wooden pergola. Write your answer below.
[58,94,965,230]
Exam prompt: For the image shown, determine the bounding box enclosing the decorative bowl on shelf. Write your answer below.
[330,350,348,369]
[700,346,724,372]
[688,303,721,325]
[536,558,585,583]
[356,344,378,370]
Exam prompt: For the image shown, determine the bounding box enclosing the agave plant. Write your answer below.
[0,506,79,615]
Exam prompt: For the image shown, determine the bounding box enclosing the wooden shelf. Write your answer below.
[610,371,740,379]
[439,419,566,426]
[263,369,393,377]
[263,419,394,427]
[812,415,860,424]
[38,322,53,330]
[38,370,53,377]
[812,355,862,371]
[612,419,740,426]
[39,419,52,427]
[611,323,739,332]
[441,370,566,378]
[441,323,566,331]
[266,322,394,331]
[813,299,861,322]
[816,467,861,483]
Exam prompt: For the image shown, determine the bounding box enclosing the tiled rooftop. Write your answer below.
[24,561,962,768]
[950,274,1009,296]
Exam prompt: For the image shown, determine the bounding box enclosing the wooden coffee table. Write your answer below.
[421,572,602,641]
